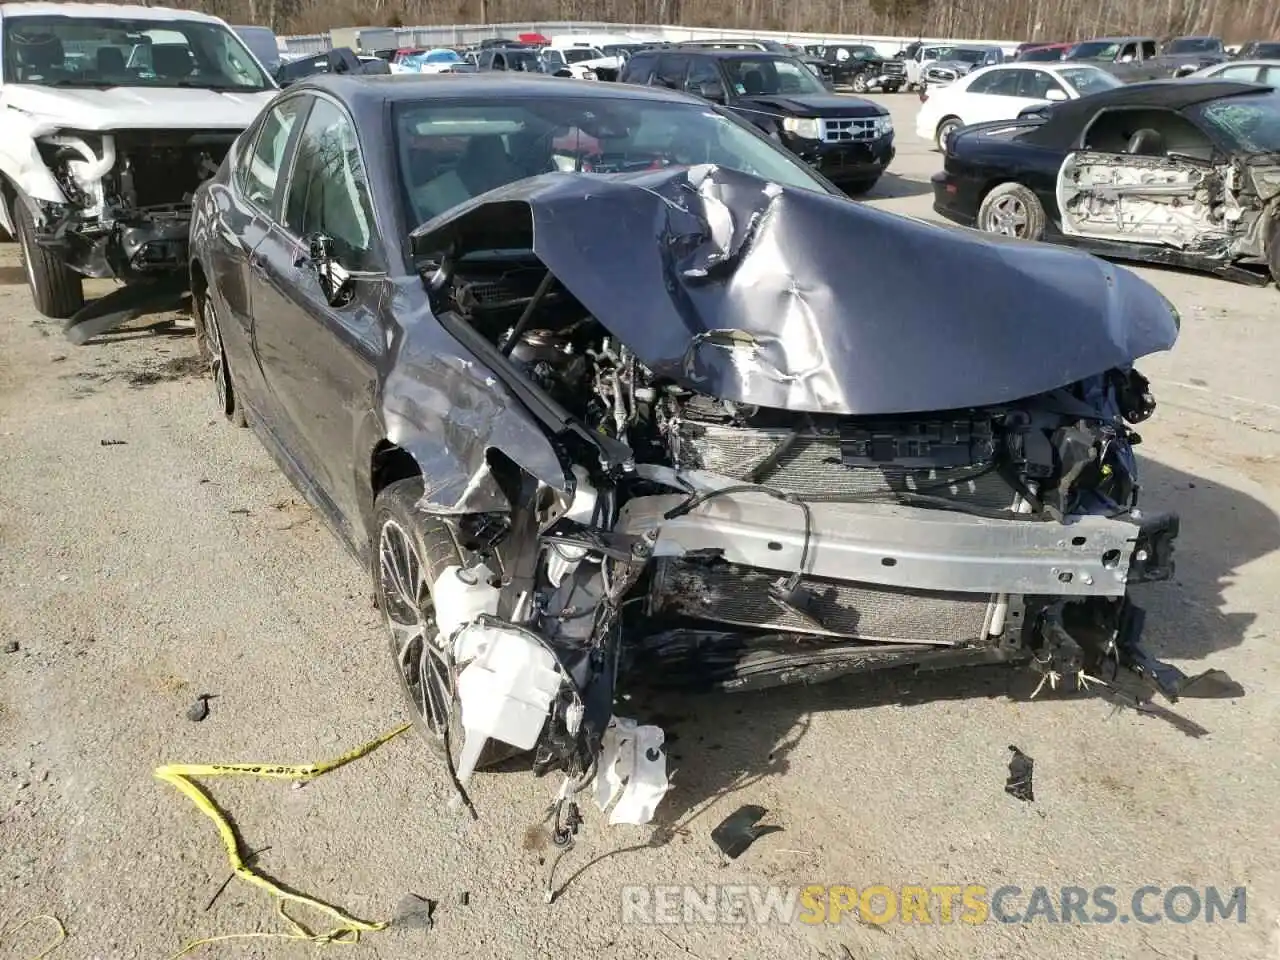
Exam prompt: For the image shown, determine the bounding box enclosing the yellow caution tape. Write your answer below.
[0,914,67,960]
[154,722,413,960]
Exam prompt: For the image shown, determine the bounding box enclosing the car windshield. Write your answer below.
[1058,66,1123,94]
[1191,90,1280,151]
[1066,41,1122,61]
[563,47,604,63]
[1166,37,1221,53]
[721,56,826,95]
[2,14,272,89]
[951,48,991,64]
[1251,42,1280,57]
[394,96,835,227]
[1019,46,1065,61]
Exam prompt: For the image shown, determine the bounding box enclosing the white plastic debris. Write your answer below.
[433,563,501,643]
[593,716,671,825]
[453,623,562,788]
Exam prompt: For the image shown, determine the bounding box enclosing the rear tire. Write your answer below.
[935,116,963,152]
[196,287,247,428]
[976,182,1047,241]
[12,198,83,319]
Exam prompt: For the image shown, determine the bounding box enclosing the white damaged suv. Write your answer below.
[0,2,277,319]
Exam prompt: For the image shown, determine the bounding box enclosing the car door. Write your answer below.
[247,93,389,537]
[683,55,722,101]
[1055,106,1226,249]
[1010,67,1066,114]
[215,95,309,413]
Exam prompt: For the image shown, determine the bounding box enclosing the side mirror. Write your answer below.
[299,234,352,306]
[696,79,726,102]
[1044,88,1068,101]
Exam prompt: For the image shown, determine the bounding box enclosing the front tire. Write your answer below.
[13,198,83,319]
[935,116,963,152]
[373,477,511,768]
[850,72,870,93]
[976,182,1047,241]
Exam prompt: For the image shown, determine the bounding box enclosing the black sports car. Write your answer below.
[188,71,1233,832]
[932,79,1280,285]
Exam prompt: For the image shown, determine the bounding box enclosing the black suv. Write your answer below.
[620,48,893,193]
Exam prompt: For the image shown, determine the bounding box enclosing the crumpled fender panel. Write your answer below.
[410,164,1179,416]
[0,111,70,236]
[378,284,569,515]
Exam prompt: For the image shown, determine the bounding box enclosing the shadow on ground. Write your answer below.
[865,171,933,200]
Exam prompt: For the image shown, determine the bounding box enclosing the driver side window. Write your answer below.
[685,57,720,95]
[237,97,307,214]
[1018,69,1064,99]
[282,98,377,270]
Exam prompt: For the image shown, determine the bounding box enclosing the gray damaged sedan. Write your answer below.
[188,72,1240,838]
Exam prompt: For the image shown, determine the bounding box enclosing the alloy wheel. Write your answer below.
[986,195,1029,237]
[378,518,453,745]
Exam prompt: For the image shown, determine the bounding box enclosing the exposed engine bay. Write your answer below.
[390,165,1242,845]
[31,128,234,279]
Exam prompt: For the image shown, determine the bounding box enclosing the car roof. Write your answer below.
[297,71,707,106]
[0,1,223,22]
[1071,78,1270,108]
[663,46,795,60]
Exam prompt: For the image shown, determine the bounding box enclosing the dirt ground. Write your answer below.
[3,93,1280,960]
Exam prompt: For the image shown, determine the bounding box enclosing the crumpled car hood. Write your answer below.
[410,164,1179,416]
[0,84,277,132]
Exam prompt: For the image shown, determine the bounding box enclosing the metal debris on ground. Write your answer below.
[1005,745,1035,802]
[711,804,783,859]
[99,439,128,446]
[185,694,215,722]
[154,722,412,959]
[456,891,470,907]
[5,640,18,653]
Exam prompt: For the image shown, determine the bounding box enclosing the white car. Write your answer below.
[1185,58,1280,82]
[916,63,1121,151]
[541,44,617,80]
[0,2,277,320]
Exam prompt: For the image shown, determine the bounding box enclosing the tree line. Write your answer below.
[186,0,1280,44]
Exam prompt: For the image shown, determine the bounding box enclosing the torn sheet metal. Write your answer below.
[593,716,670,825]
[410,163,1180,416]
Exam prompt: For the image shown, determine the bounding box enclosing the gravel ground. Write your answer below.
[2,93,1279,960]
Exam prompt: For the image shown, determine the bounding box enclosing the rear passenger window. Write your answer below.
[622,52,655,82]
[652,54,689,89]
[685,57,720,94]
[238,97,307,213]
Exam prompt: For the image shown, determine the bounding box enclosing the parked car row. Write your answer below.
[3,1,1224,837]
[930,77,1280,286]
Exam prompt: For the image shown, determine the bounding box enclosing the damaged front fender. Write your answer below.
[379,287,571,515]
